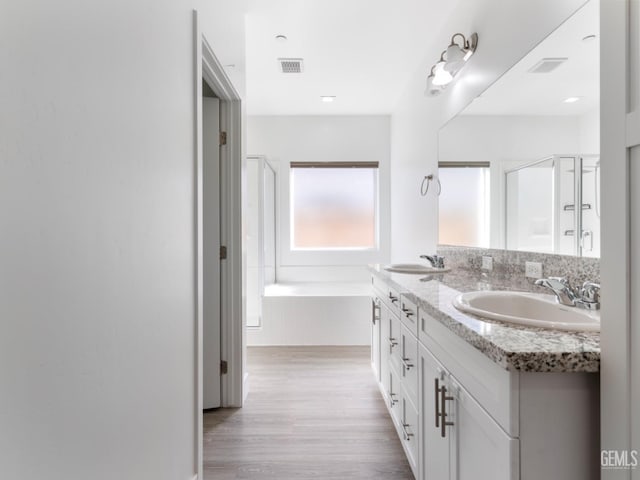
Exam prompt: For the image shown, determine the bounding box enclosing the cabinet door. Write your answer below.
[389,366,402,427]
[401,392,419,478]
[450,378,519,480]
[389,314,403,377]
[401,324,419,407]
[419,344,451,480]
[371,296,381,382]
[380,302,391,399]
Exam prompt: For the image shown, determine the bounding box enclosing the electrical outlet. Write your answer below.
[481,256,493,271]
[525,261,543,279]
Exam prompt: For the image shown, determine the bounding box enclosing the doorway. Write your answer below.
[194,13,244,479]
[202,91,221,409]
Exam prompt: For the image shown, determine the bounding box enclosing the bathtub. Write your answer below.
[246,282,371,346]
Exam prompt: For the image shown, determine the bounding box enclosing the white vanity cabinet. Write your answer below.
[419,343,518,480]
[371,273,599,480]
[371,295,381,383]
[372,279,420,478]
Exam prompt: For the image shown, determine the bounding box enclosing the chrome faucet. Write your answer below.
[534,277,600,310]
[420,254,445,269]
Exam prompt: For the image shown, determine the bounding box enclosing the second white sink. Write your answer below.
[453,290,600,332]
[384,263,450,274]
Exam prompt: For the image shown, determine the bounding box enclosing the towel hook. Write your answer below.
[421,174,441,196]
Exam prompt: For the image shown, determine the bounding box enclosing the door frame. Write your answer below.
[193,10,244,479]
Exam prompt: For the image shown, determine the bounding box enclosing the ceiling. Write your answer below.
[463,0,599,116]
[245,0,460,115]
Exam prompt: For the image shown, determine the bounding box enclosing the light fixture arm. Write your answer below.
[449,33,468,49]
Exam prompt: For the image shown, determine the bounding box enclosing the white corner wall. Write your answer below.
[0,1,246,479]
[247,115,391,282]
[578,108,601,153]
[389,0,588,262]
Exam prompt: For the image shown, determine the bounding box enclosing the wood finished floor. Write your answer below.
[204,346,414,479]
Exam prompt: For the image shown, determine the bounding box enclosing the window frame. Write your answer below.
[280,160,389,266]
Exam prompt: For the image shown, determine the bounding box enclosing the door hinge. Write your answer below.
[219,131,227,146]
[220,245,227,260]
[220,360,228,375]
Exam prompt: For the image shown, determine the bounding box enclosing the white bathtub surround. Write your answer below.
[247,282,371,346]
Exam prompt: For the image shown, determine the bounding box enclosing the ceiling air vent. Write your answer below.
[527,57,568,73]
[278,58,304,73]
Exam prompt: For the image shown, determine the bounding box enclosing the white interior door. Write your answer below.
[203,97,221,409]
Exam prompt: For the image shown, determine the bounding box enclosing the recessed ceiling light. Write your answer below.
[320,96,336,103]
[582,34,597,43]
[563,96,583,103]
[275,35,288,42]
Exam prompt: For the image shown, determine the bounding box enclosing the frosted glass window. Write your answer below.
[290,166,377,249]
[438,166,490,248]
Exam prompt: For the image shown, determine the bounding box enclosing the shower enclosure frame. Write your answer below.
[504,154,599,256]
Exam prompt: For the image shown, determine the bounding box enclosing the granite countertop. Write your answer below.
[369,265,600,373]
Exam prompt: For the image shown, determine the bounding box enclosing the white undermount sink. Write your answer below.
[453,290,600,332]
[384,263,450,274]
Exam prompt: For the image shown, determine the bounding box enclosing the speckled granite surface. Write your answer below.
[370,265,600,373]
[437,245,600,292]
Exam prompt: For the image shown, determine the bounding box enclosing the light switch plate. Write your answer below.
[525,261,543,279]
[482,256,493,271]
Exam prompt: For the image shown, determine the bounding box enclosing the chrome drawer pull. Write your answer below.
[440,384,455,438]
[402,357,414,371]
[435,377,440,428]
[402,423,414,442]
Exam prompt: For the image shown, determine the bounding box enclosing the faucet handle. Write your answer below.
[548,276,571,287]
[580,282,601,303]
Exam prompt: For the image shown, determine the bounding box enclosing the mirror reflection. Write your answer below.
[438,0,599,257]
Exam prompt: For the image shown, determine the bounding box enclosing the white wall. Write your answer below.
[578,108,601,153]
[0,1,246,479]
[247,115,391,282]
[389,0,588,262]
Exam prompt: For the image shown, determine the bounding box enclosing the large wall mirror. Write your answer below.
[438,0,599,257]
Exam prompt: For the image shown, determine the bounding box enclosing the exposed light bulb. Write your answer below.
[432,61,453,86]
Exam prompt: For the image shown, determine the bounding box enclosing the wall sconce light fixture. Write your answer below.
[425,32,478,96]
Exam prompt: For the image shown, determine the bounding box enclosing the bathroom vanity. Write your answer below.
[370,266,600,480]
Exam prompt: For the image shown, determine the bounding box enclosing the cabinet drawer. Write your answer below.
[419,310,519,437]
[400,324,418,407]
[372,275,401,314]
[400,294,419,337]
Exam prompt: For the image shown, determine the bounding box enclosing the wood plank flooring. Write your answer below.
[204,346,414,479]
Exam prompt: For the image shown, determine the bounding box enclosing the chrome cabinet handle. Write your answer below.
[439,384,455,438]
[402,307,414,317]
[402,357,414,371]
[402,423,414,441]
[389,293,399,304]
[388,337,398,349]
[372,300,380,325]
[388,392,398,407]
[434,377,440,428]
